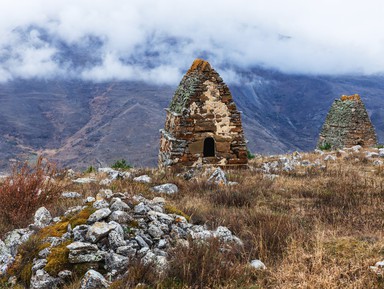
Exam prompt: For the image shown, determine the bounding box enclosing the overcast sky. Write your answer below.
[1,0,384,84]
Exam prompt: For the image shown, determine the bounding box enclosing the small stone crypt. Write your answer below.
[317,94,377,149]
[158,59,248,169]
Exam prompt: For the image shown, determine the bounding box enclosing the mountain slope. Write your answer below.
[1,70,384,170]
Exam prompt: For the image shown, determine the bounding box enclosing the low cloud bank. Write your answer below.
[1,0,383,84]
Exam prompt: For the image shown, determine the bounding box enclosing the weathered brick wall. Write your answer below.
[317,94,377,149]
[159,59,248,168]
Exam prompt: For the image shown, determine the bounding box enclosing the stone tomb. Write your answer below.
[317,94,377,149]
[158,59,248,168]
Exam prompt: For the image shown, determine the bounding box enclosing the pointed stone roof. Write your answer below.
[168,59,231,114]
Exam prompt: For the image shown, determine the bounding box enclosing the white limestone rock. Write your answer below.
[34,207,52,228]
[151,183,179,194]
[86,222,117,243]
[250,259,267,270]
[133,175,152,183]
[110,198,130,211]
[61,191,82,198]
[80,270,110,289]
[87,208,111,224]
[73,177,96,184]
[207,168,227,185]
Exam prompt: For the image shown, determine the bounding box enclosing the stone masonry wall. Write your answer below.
[159,59,248,168]
[318,94,377,149]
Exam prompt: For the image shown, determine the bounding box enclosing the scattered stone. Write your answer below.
[67,242,105,263]
[373,160,383,166]
[0,240,12,275]
[73,177,96,184]
[250,259,267,270]
[85,196,96,203]
[366,151,379,158]
[283,164,294,172]
[151,183,179,194]
[30,269,60,289]
[64,206,83,217]
[108,210,132,223]
[207,168,227,185]
[0,187,245,287]
[324,155,336,161]
[352,145,363,152]
[151,197,166,205]
[148,224,163,239]
[133,175,152,183]
[73,225,89,242]
[87,208,112,224]
[263,174,279,181]
[34,207,52,228]
[58,270,72,280]
[66,169,76,178]
[80,269,110,289]
[93,200,110,209]
[379,148,384,157]
[97,189,113,200]
[105,252,129,273]
[4,229,32,256]
[61,191,82,198]
[99,179,112,186]
[32,259,47,273]
[227,181,239,186]
[86,222,117,243]
[110,199,130,211]
[134,202,150,214]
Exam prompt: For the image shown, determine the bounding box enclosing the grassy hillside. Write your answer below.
[1,148,384,288]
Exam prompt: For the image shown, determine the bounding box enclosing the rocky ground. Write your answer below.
[1,147,384,288]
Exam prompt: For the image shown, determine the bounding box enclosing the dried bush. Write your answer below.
[0,157,63,235]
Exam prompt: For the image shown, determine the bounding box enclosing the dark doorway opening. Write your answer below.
[203,137,215,157]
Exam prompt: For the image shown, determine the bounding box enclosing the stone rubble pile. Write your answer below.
[0,189,242,289]
[260,147,384,176]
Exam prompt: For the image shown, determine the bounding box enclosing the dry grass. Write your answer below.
[3,150,384,288]
[125,150,384,288]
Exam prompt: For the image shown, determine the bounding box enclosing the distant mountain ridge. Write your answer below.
[0,69,384,171]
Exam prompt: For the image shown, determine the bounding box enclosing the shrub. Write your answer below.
[84,166,96,174]
[319,142,332,151]
[247,150,255,159]
[111,159,132,170]
[0,157,62,235]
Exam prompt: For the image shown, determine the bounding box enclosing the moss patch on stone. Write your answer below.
[164,204,190,222]
[169,74,201,114]
[7,236,44,287]
[6,206,96,286]
[45,239,72,276]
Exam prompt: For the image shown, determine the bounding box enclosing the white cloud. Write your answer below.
[0,0,384,83]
